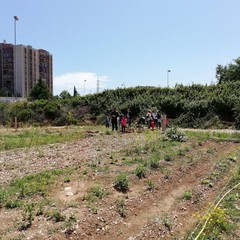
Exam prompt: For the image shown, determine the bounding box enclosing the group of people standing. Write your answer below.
[105,108,164,133]
[105,108,133,133]
[145,110,162,130]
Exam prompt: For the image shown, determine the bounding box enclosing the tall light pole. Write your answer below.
[14,16,19,98]
[167,69,171,88]
[84,79,86,96]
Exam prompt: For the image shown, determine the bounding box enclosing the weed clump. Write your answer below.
[135,164,147,179]
[165,126,187,142]
[114,172,129,192]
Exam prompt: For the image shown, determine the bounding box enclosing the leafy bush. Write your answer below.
[166,126,187,142]
[3,79,240,128]
[114,172,129,192]
[233,103,240,129]
[135,164,147,179]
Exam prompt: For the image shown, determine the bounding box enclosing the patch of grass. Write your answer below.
[114,172,129,192]
[182,190,192,200]
[201,179,213,187]
[164,154,173,162]
[18,202,35,230]
[146,179,155,191]
[166,126,187,142]
[148,157,161,169]
[0,127,86,151]
[84,185,108,203]
[185,130,240,141]
[64,214,78,236]
[5,199,22,209]
[105,129,112,135]
[116,197,127,218]
[135,164,147,179]
[163,170,172,179]
[0,169,68,208]
[88,204,98,214]
[162,215,173,231]
[47,209,66,222]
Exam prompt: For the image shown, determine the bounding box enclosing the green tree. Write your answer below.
[216,57,240,84]
[60,90,71,99]
[73,86,79,97]
[29,78,52,100]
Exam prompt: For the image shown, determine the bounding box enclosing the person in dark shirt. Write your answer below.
[111,108,119,131]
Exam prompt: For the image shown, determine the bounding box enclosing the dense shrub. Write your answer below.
[1,81,240,128]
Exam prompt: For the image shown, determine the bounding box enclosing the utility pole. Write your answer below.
[84,80,86,96]
[96,78,100,93]
[14,16,19,98]
[167,69,171,88]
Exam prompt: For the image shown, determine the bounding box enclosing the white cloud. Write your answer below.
[53,72,110,96]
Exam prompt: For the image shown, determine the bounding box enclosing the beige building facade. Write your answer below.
[0,42,53,98]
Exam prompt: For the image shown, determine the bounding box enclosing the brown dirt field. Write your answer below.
[0,129,239,240]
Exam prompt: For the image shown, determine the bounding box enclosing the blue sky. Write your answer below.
[1,0,240,95]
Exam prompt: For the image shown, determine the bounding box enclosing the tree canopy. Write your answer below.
[29,78,52,100]
[216,57,240,84]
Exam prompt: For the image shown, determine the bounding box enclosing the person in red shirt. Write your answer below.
[121,115,127,133]
[151,119,155,130]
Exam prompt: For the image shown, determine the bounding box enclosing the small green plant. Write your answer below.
[114,172,129,192]
[227,155,237,162]
[84,185,108,202]
[164,170,172,179]
[164,154,172,162]
[0,188,7,207]
[19,203,35,230]
[105,129,111,135]
[82,169,88,175]
[116,197,126,218]
[135,164,147,179]
[183,190,192,200]
[177,149,186,156]
[146,179,155,191]
[89,204,98,214]
[149,158,160,169]
[64,176,71,183]
[5,200,21,209]
[162,215,172,231]
[201,179,213,187]
[64,214,77,236]
[166,126,187,142]
[47,209,66,222]
[195,206,232,238]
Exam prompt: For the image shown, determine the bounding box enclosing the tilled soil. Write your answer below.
[0,130,239,240]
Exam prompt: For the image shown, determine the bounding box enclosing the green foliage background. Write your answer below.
[0,81,240,129]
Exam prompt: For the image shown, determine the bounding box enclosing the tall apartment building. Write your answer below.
[0,42,53,98]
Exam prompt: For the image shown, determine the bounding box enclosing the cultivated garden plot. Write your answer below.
[0,126,239,240]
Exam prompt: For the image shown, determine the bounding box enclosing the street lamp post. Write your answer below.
[167,70,171,88]
[84,80,86,96]
[14,16,19,98]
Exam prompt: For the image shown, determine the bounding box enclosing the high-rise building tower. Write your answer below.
[0,43,14,96]
[0,42,53,98]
